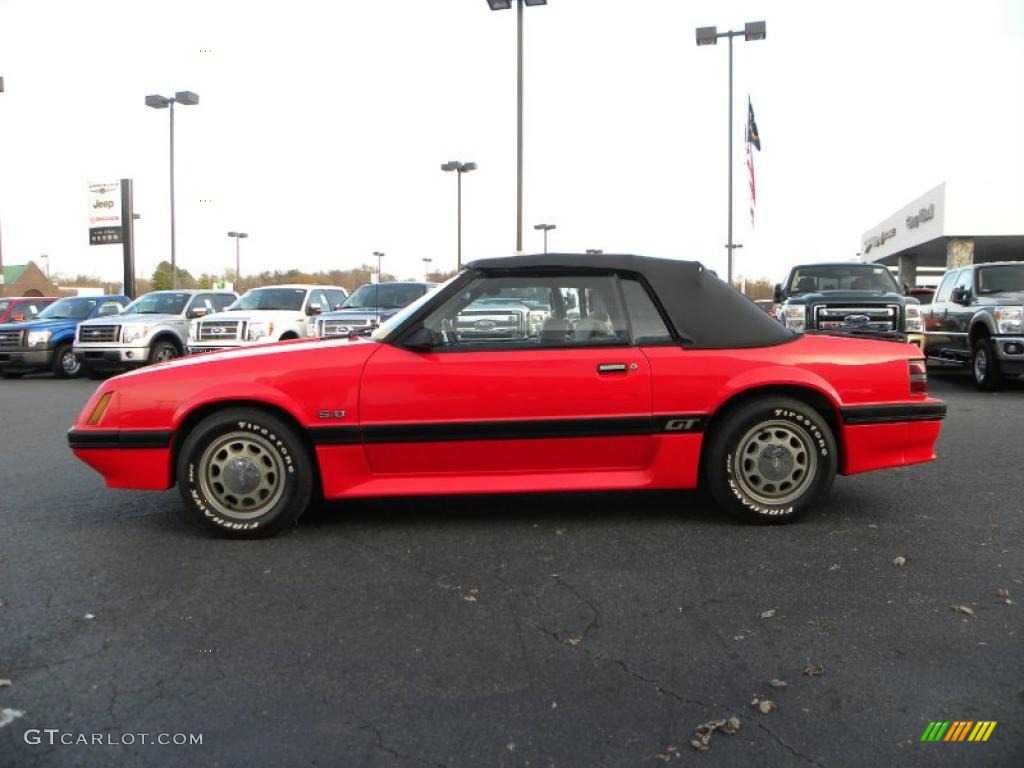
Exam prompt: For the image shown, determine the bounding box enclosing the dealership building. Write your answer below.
[859,180,1024,286]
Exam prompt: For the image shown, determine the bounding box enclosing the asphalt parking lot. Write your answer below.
[1,372,1021,767]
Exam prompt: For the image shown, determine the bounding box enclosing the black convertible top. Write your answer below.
[465,253,796,349]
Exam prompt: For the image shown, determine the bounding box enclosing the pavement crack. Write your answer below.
[360,722,448,768]
[756,722,826,767]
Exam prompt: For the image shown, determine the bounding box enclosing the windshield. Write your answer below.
[371,274,464,342]
[229,288,307,311]
[36,297,100,320]
[341,283,429,310]
[976,265,1024,294]
[122,291,191,315]
[787,265,900,294]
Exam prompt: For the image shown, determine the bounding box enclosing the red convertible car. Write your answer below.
[68,255,945,538]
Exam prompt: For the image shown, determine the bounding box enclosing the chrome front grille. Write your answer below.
[197,320,243,342]
[320,318,373,338]
[0,329,23,348]
[78,325,120,343]
[814,305,899,332]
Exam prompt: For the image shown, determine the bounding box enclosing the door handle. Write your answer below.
[597,363,628,373]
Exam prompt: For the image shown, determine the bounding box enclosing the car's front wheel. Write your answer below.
[972,337,1003,391]
[176,408,314,538]
[705,397,837,524]
[149,340,180,365]
[52,343,81,378]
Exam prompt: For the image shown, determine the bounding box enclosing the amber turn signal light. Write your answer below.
[87,392,113,426]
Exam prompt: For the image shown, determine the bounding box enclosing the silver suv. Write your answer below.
[75,290,237,377]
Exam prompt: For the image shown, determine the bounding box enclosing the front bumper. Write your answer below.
[68,428,174,489]
[990,335,1024,375]
[0,348,54,369]
[187,342,244,355]
[74,346,151,368]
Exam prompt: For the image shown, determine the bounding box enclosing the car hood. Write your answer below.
[0,318,76,332]
[787,290,910,304]
[115,334,376,379]
[321,308,395,319]
[80,313,180,326]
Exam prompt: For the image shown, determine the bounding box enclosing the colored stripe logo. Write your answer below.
[921,721,997,742]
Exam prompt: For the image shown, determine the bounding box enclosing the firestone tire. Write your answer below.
[705,397,837,524]
[972,337,1004,391]
[176,408,314,538]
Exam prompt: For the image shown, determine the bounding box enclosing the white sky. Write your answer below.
[1,0,1022,285]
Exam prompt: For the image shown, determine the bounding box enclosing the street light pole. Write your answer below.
[440,161,476,269]
[695,21,765,287]
[373,251,385,282]
[227,232,248,289]
[533,223,555,254]
[40,255,49,280]
[0,76,5,298]
[422,257,432,282]
[486,0,547,253]
[145,91,199,288]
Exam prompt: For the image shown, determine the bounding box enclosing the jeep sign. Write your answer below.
[88,181,123,245]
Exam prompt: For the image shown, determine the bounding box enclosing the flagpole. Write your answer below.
[727,33,734,287]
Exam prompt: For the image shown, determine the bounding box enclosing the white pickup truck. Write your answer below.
[187,284,348,354]
[75,290,237,378]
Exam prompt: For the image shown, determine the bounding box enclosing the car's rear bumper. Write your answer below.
[67,428,174,489]
[839,401,945,475]
[0,349,53,369]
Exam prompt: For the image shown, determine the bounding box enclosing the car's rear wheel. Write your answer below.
[972,337,1003,391]
[705,397,836,524]
[52,343,81,378]
[176,408,314,538]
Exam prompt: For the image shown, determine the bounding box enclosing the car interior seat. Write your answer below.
[573,293,613,342]
[541,317,571,344]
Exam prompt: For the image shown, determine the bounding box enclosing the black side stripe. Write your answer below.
[841,403,947,425]
[308,415,706,446]
[68,429,173,449]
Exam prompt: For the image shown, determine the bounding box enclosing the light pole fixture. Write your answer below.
[485,0,547,253]
[422,257,433,281]
[440,161,476,269]
[227,231,248,288]
[373,251,385,283]
[695,20,765,287]
[586,249,603,255]
[533,223,556,254]
[145,90,200,288]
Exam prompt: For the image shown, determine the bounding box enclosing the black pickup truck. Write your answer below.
[774,263,924,346]
[922,261,1024,390]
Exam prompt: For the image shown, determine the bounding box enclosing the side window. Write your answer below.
[326,290,347,309]
[953,269,973,293]
[420,274,630,350]
[212,294,236,312]
[934,272,957,303]
[307,290,330,313]
[188,293,213,315]
[620,279,673,344]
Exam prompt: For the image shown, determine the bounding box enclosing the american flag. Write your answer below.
[746,96,760,226]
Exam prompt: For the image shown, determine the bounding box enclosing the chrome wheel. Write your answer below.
[974,346,988,383]
[734,419,817,507]
[198,431,286,520]
[154,345,177,363]
[61,349,81,376]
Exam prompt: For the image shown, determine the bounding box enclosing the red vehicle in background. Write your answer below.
[0,296,58,323]
[68,254,945,538]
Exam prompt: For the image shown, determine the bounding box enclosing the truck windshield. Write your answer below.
[371,274,463,342]
[976,265,1024,294]
[228,288,306,311]
[788,266,899,294]
[122,292,191,315]
[341,284,427,310]
[36,297,99,320]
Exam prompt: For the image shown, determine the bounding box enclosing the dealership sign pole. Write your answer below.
[88,180,137,299]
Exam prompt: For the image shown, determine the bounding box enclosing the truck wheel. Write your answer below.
[972,337,1004,391]
[148,340,180,364]
[176,408,314,538]
[704,397,836,524]
[52,343,81,378]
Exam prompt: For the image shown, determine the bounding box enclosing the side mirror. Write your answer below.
[951,286,970,305]
[902,283,911,295]
[773,284,784,303]
[188,307,209,319]
[402,326,436,352]
[306,306,323,316]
